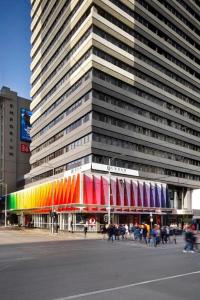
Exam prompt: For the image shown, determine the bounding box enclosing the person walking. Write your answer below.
[101,225,107,240]
[84,222,88,238]
[183,227,194,253]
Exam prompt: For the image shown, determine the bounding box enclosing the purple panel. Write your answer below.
[150,183,155,207]
[145,182,150,207]
[155,184,161,207]
[143,182,148,207]
[161,184,166,208]
[138,181,143,207]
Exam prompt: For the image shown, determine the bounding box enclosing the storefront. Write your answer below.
[7,162,173,231]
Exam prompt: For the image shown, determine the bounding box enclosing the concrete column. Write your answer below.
[183,189,191,210]
[174,191,178,209]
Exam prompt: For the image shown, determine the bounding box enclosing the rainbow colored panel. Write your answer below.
[8,175,80,211]
[82,175,169,209]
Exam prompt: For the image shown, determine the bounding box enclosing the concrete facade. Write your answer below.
[26,0,200,221]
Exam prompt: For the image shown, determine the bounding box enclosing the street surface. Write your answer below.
[0,229,199,300]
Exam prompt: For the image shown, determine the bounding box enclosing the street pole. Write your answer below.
[5,183,7,227]
[51,167,55,234]
[108,158,111,226]
[107,154,125,226]
[0,181,7,227]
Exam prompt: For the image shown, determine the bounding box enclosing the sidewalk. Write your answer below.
[0,227,102,245]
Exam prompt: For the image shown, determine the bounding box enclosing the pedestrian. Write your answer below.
[182,227,194,253]
[84,222,88,238]
[107,225,115,242]
[101,225,107,240]
[142,224,148,244]
[71,220,73,233]
[125,224,129,239]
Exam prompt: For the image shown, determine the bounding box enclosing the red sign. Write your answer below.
[21,143,30,153]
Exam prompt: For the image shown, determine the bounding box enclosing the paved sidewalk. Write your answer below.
[0,227,102,245]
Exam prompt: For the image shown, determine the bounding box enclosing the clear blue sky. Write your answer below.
[0,0,31,99]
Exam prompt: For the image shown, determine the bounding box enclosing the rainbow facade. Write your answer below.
[8,173,169,212]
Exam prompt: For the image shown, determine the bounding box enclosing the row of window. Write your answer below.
[32,88,90,132]
[32,0,60,47]
[32,0,70,49]
[32,66,91,116]
[32,134,92,169]
[157,0,200,37]
[93,155,200,181]
[31,0,51,31]
[93,110,200,151]
[98,9,200,79]
[32,5,90,75]
[136,0,200,50]
[93,89,200,131]
[93,47,200,107]
[176,0,200,23]
[31,155,92,182]
[93,68,200,117]
[32,110,91,143]
[32,47,91,104]
[32,91,90,142]
[93,133,200,166]
[32,26,91,89]
[94,26,200,93]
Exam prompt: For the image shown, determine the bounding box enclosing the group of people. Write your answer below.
[101,223,177,246]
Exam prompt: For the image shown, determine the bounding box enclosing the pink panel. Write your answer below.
[124,180,131,207]
[101,176,109,206]
[131,181,138,207]
[118,178,124,207]
[110,178,116,206]
[83,175,93,205]
[93,176,101,206]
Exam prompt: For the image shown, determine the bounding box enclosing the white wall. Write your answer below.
[191,189,200,209]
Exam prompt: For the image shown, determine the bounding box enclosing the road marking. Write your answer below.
[54,270,200,300]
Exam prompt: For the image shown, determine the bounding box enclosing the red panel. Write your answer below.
[124,180,131,207]
[74,174,80,204]
[118,179,124,207]
[83,175,93,205]
[93,176,101,206]
[101,176,108,206]
[66,177,71,204]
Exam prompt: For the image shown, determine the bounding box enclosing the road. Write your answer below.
[0,234,199,300]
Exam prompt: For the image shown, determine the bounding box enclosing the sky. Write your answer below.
[0,0,31,99]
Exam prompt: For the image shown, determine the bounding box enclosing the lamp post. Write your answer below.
[45,163,55,234]
[0,181,7,227]
[107,155,124,226]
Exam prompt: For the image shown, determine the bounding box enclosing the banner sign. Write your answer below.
[20,108,32,143]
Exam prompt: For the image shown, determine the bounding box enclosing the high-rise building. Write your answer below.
[8,0,200,229]
[0,87,31,194]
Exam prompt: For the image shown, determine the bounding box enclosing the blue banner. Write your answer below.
[20,108,32,142]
